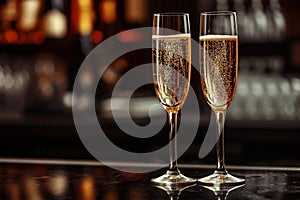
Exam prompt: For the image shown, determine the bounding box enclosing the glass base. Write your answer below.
[198,171,245,187]
[151,170,197,187]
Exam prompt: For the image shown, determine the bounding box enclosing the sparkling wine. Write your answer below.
[200,35,238,111]
[152,34,191,112]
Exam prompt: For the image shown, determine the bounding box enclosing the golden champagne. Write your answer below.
[200,35,238,111]
[152,34,191,112]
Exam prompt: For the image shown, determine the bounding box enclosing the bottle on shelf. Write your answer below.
[18,0,44,44]
[98,0,119,39]
[68,0,96,93]
[124,0,148,28]
[70,0,95,55]
[0,0,19,44]
[42,0,68,39]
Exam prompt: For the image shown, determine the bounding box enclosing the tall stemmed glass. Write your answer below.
[198,11,245,186]
[151,13,196,186]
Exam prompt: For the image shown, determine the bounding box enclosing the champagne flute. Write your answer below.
[198,11,245,186]
[151,13,196,186]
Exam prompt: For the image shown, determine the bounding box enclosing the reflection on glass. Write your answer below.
[229,56,300,121]
[251,0,268,42]
[153,183,196,200]
[234,0,286,43]
[201,184,244,200]
[0,63,30,113]
[269,0,286,42]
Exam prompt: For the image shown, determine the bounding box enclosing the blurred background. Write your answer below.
[0,0,299,167]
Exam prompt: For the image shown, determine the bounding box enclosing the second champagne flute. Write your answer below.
[151,13,196,186]
[198,11,245,186]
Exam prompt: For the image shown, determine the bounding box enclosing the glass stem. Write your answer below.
[214,110,227,175]
[168,111,179,174]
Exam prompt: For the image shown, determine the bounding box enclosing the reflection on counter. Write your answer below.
[0,160,300,200]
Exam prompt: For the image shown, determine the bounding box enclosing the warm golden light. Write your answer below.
[71,0,95,35]
[100,0,117,24]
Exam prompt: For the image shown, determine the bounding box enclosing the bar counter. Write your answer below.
[0,158,299,199]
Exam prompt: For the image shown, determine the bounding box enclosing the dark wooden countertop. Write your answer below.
[0,158,300,200]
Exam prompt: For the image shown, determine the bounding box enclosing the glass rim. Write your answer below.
[200,11,236,16]
[154,12,189,17]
